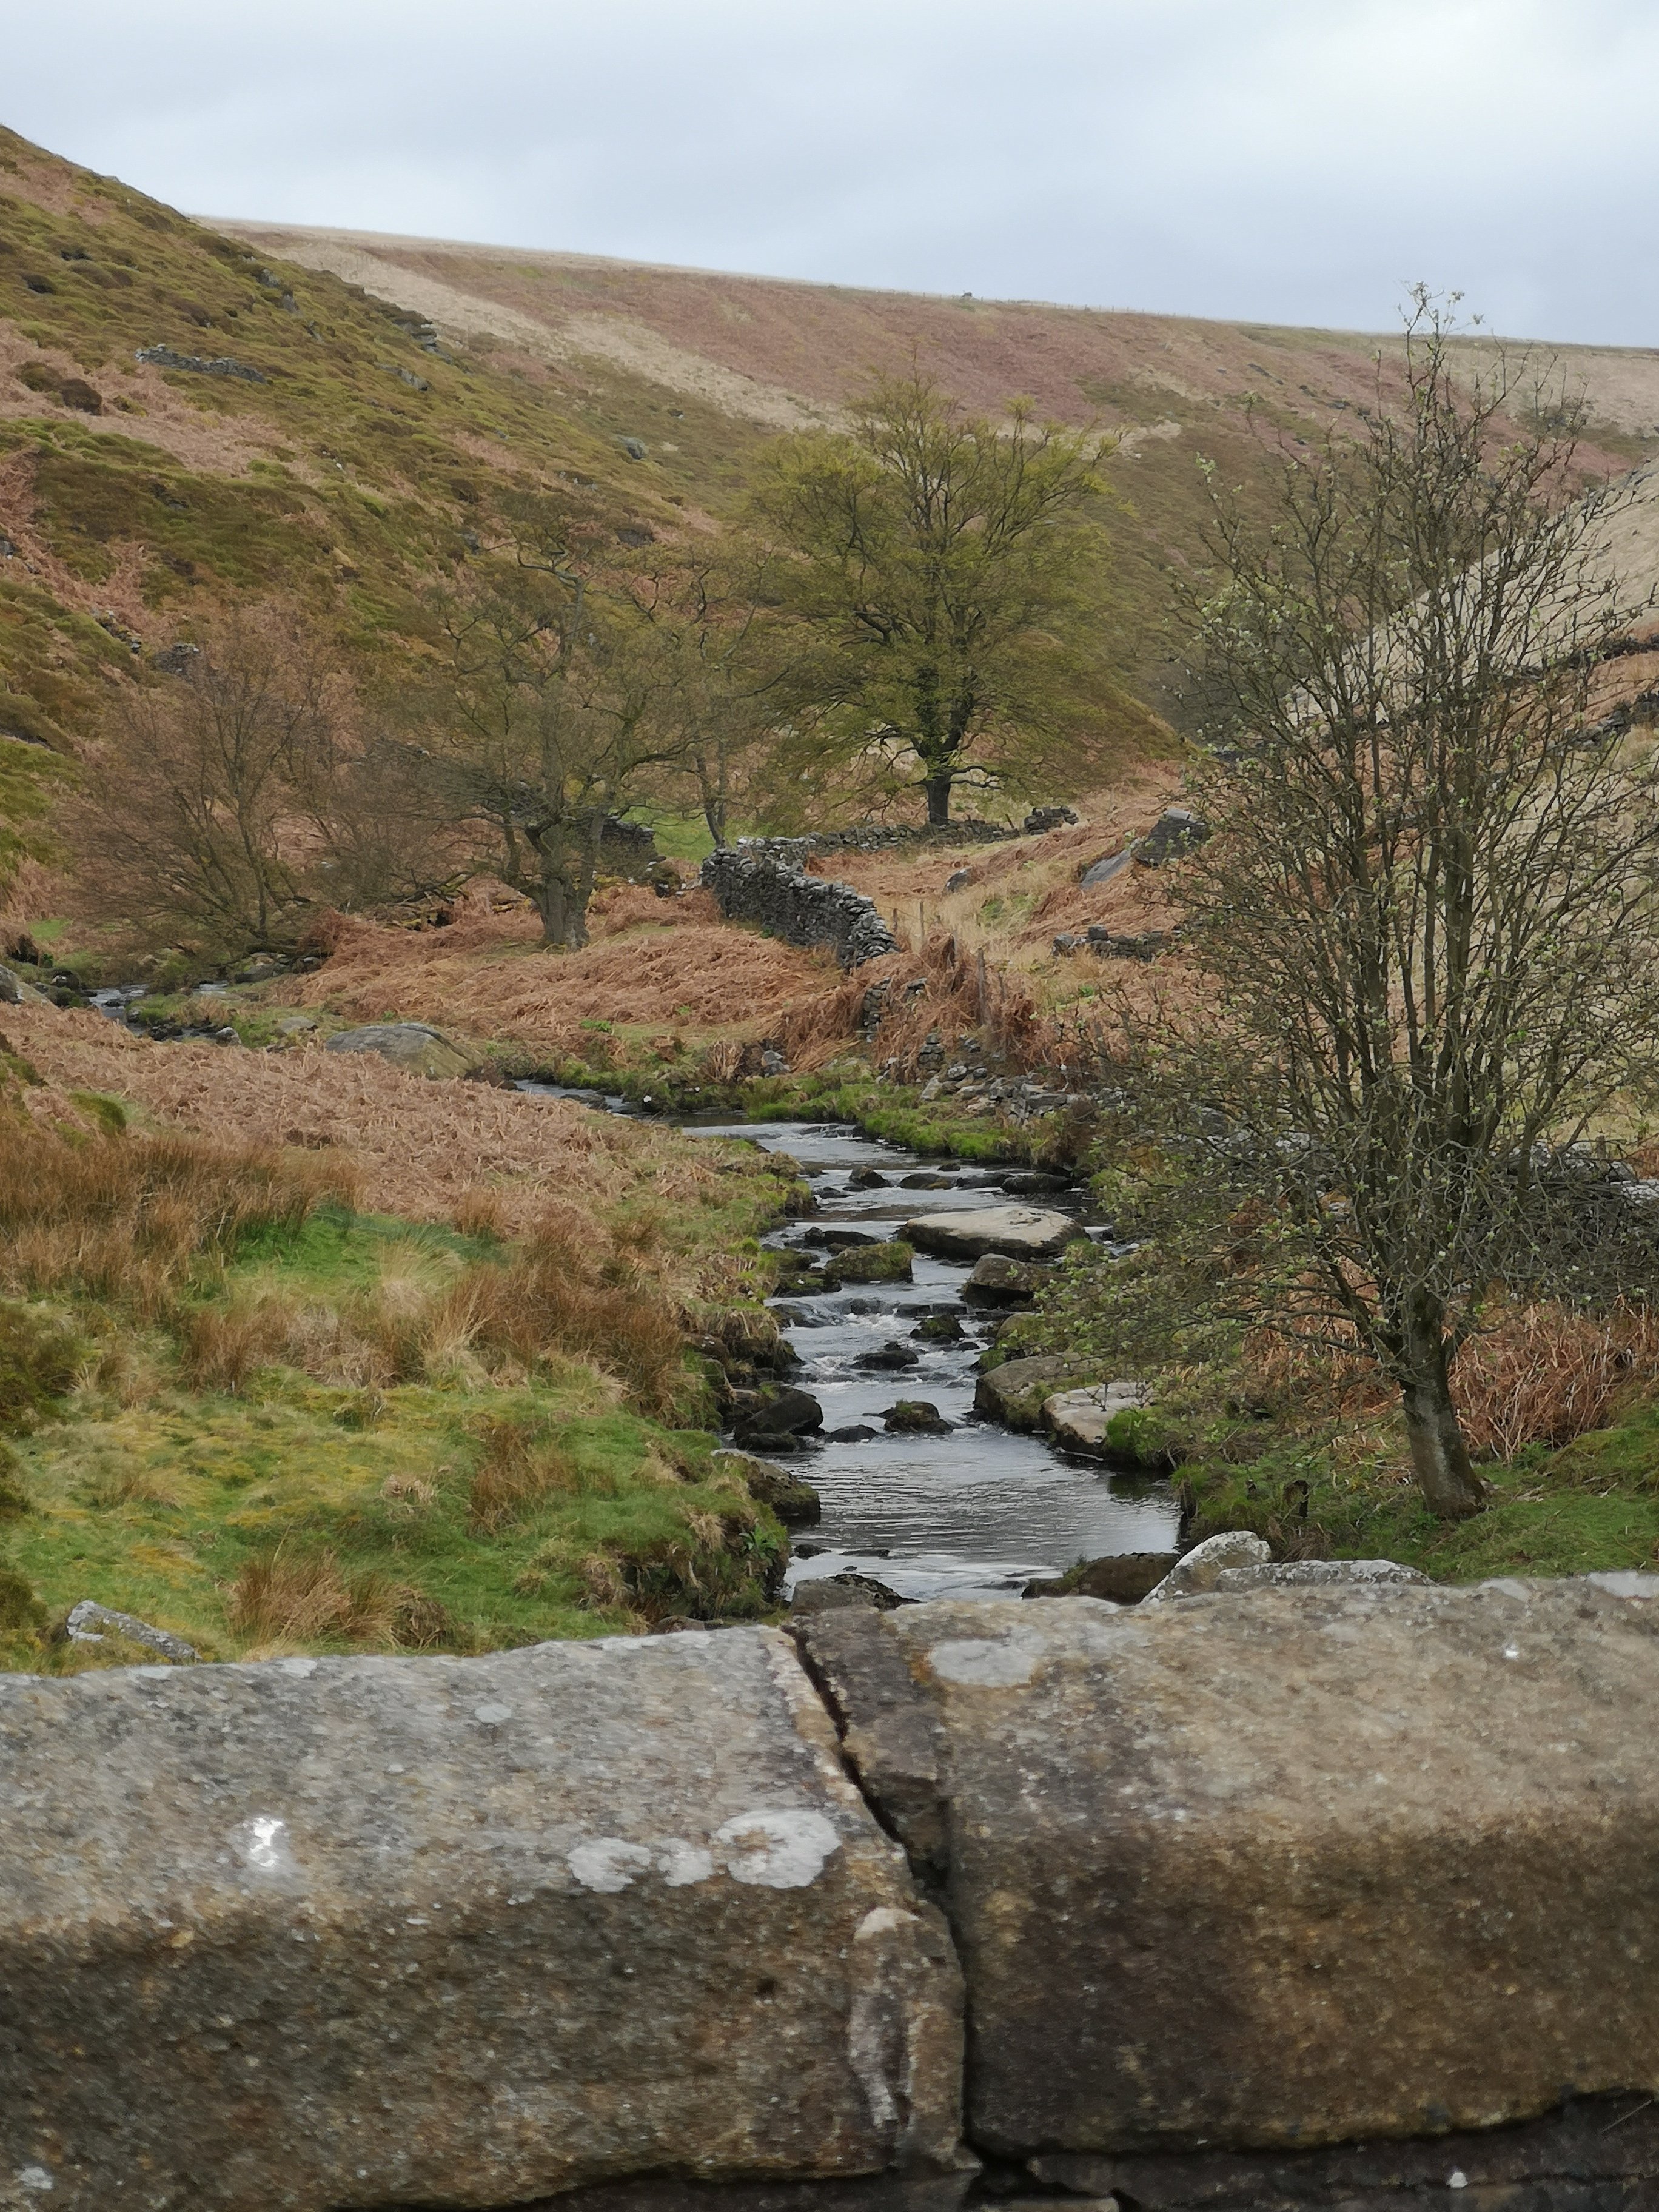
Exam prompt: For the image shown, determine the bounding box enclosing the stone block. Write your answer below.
[0,1631,964,2211]
[806,1583,1659,2158]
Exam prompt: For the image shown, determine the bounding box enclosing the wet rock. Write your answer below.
[825,1424,879,1443]
[1041,1381,1150,1455]
[848,1166,890,1189]
[962,1255,1053,1305]
[912,1312,967,1344]
[323,1022,479,1079]
[825,1241,915,1287]
[882,1401,951,1435]
[904,1206,1080,1263]
[856,1341,921,1373]
[1212,1558,1432,1594]
[62,1599,196,1661]
[900,1173,955,1190]
[789,1571,912,1616]
[999,1171,1071,1196]
[734,1385,824,1439]
[820,1581,1659,2157]
[1025,1552,1179,1605]
[1142,1529,1270,1601]
[0,1630,964,2208]
[974,1355,1100,1431]
[803,1227,882,1250]
[711,1450,822,1528]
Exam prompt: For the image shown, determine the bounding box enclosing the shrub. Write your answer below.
[467,1418,578,1531]
[225,1544,469,1649]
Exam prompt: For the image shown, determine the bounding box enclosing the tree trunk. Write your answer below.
[923,774,953,826]
[1399,1349,1485,1519]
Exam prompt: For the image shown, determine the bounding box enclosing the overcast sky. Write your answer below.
[6,0,1657,347]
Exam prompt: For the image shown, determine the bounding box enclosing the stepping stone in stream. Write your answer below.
[855,1341,920,1372]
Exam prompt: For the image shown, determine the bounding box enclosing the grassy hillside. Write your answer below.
[216,218,1659,720]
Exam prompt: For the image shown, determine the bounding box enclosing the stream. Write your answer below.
[523,1091,1182,1601]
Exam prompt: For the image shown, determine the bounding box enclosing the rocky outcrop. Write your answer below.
[973,1352,1099,1429]
[701,847,898,968]
[1041,1379,1148,1454]
[1141,1528,1270,1600]
[0,1631,964,2211]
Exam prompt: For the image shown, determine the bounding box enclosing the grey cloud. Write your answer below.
[4,0,1657,343]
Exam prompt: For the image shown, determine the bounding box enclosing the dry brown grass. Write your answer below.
[466,1418,579,1530]
[0,1113,347,1316]
[225,1544,472,1651]
[0,1005,728,1259]
[1244,1298,1659,1464]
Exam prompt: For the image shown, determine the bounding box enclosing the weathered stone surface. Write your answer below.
[823,1581,1659,2157]
[1041,1381,1148,1454]
[974,1354,1099,1430]
[0,1631,964,2211]
[735,1383,825,1439]
[323,1021,478,1078]
[1078,850,1131,889]
[789,1571,914,1619]
[882,1400,951,1435]
[825,1241,915,1287]
[1212,1558,1432,1594]
[1142,1528,1270,1600]
[1023,2090,1659,2210]
[711,1449,822,1527]
[961,1255,1053,1305]
[62,1597,196,1661]
[702,848,897,968]
[904,1207,1079,1262]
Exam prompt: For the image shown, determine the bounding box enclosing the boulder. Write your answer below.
[974,1355,1099,1432]
[904,1207,1079,1263]
[1041,1381,1149,1455]
[825,1241,915,1287]
[1142,1530,1270,1601]
[1079,850,1131,889]
[1212,1558,1432,1594]
[1134,806,1208,865]
[710,1449,821,1527]
[323,1022,478,1079]
[856,1341,920,1372]
[962,1255,1053,1305]
[62,1598,196,1661]
[734,1384,823,1438]
[883,1401,951,1435]
[789,1571,913,1618]
[0,964,48,1005]
[799,1577,1659,2156]
[0,1632,964,2210]
[1025,1552,1179,1605]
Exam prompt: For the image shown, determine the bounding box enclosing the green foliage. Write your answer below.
[750,370,1162,822]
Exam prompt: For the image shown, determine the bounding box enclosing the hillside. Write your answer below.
[213,216,1659,719]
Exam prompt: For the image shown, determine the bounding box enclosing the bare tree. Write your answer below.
[406,507,690,947]
[1110,297,1659,1518]
[68,614,343,959]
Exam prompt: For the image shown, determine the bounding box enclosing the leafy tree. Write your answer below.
[751,372,1144,824]
[1101,299,1659,1518]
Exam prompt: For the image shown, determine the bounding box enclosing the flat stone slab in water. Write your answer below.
[904,1206,1079,1262]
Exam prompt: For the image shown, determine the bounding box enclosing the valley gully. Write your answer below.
[525,1093,1181,1598]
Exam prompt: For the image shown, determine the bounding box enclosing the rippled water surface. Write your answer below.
[680,1117,1182,1600]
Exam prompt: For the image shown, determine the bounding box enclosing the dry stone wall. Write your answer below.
[701,845,899,968]
[7,1577,1659,2211]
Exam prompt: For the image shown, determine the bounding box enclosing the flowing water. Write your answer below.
[522,1091,1181,1601]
